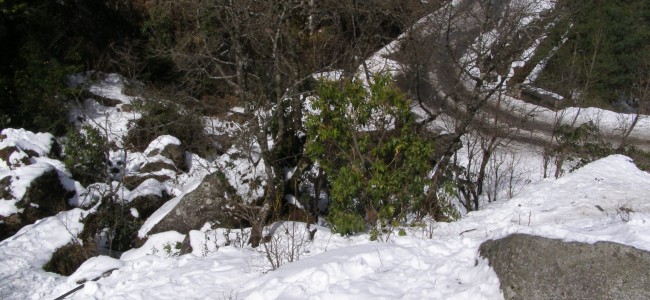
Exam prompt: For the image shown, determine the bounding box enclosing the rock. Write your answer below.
[479,233,650,300]
[81,89,122,107]
[138,157,178,174]
[148,171,242,235]
[122,171,174,191]
[0,165,75,240]
[144,136,187,172]
[127,179,171,220]
[0,176,11,199]
[0,146,29,168]
[0,128,56,169]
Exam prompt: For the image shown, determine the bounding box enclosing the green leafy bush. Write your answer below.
[307,75,434,236]
[328,211,367,236]
[63,125,108,185]
[64,125,108,186]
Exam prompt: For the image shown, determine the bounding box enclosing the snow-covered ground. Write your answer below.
[2,0,649,297]
[1,154,649,300]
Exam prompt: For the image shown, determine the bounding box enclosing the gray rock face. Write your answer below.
[479,233,650,300]
[149,171,242,235]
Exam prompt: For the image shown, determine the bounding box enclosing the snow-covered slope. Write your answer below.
[2,154,646,300]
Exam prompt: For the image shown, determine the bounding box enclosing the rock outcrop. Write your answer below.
[479,233,650,300]
[1,164,75,240]
[148,171,242,235]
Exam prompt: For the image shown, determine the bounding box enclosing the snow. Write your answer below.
[120,231,186,261]
[143,135,181,157]
[67,256,124,285]
[87,73,136,105]
[69,73,141,148]
[0,128,55,170]
[126,178,168,203]
[0,198,19,216]
[0,209,86,299]
[2,162,55,200]
[0,128,54,159]
[0,129,85,210]
[240,241,499,300]
[2,2,649,298]
[216,146,267,202]
[5,154,641,300]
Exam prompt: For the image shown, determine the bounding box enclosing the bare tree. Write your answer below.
[617,50,650,150]
[394,0,557,212]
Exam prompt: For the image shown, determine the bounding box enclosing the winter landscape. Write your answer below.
[1,0,649,299]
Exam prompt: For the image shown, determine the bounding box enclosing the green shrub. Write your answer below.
[328,211,367,236]
[307,75,435,236]
[64,125,108,186]
[8,38,78,135]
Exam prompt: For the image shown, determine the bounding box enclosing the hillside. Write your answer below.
[1,0,649,299]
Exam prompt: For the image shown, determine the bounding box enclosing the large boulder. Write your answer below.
[148,171,242,235]
[479,233,650,300]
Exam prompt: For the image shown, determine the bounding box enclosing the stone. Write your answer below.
[1,168,74,241]
[123,173,173,191]
[148,171,242,235]
[144,136,187,172]
[138,158,178,174]
[479,233,650,300]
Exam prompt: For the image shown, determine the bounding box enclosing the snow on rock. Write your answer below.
[70,74,142,148]
[120,231,186,261]
[0,128,54,157]
[0,128,55,170]
[0,209,86,300]
[87,73,136,105]
[126,178,168,203]
[0,198,19,216]
[143,135,182,157]
[217,147,266,202]
[67,255,124,285]
[2,162,57,200]
[137,193,185,238]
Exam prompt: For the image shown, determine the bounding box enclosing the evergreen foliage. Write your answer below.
[64,125,108,186]
[307,75,434,235]
[0,0,142,134]
[536,0,649,107]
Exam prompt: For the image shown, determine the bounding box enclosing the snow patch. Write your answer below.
[121,231,186,261]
